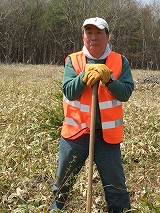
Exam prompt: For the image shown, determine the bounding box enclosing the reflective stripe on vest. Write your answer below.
[61,51,123,144]
[65,116,123,130]
[65,117,88,128]
[63,96,90,113]
[99,99,122,109]
[102,118,123,129]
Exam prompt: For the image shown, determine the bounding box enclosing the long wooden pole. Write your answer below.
[86,82,98,213]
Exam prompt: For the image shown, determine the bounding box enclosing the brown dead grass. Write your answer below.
[0,64,159,213]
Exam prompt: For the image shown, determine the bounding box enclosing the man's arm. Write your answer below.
[63,55,134,102]
[107,56,134,102]
[62,57,86,101]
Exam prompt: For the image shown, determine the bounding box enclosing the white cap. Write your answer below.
[82,17,109,31]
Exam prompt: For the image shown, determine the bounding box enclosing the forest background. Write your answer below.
[0,0,160,70]
[0,0,160,212]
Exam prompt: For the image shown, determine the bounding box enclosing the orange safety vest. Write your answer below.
[61,51,123,144]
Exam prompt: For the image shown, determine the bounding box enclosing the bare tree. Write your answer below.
[0,0,159,69]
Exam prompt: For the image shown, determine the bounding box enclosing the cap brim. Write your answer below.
[82,23,105,29]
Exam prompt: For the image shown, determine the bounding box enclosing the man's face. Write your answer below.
[82,24,109,58]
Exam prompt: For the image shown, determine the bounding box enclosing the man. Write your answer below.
[51,17,134,212]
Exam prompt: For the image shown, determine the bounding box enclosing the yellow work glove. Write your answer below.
[82,64,112,86]
[89,64,113,85]
[82,64,101,86]
[85,70,101,86]
[86,64,107,72]
[99,69,113,85]
[82,64,93,84]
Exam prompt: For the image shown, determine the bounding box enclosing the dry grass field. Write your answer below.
[0,64,159,213]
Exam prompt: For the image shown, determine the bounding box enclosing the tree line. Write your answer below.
[0,0,160,70]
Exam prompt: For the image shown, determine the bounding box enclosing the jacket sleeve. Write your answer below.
[62,57,86,101]
[107,55,134,102]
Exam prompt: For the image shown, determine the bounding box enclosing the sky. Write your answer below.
[137,0,154,4]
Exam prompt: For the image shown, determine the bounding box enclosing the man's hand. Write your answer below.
[82,64,101,86]
[82,64,113,86]
[82,64,93,84]
[91,64,113,84]
[85,70,101,86]
[82,70,100,86]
